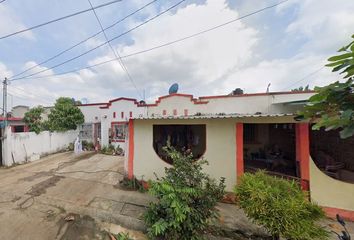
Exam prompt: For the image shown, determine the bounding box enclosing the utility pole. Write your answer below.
[2,77,8,129]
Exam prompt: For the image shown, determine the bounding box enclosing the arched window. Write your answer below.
[153,124,206,164]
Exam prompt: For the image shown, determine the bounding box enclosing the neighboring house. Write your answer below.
[11,105,30,118]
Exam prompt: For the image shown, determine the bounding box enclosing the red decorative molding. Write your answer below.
[323,207,354,221]
[0,117,23,121]
[145,93,209,107]
[80,91,315,110]
[121,111,124,119]
[173,109,177,116]
[184,109,188,116]
[199,91,316,100]
[129,111,132,118]
[113,112,116,118]
[162,110,167,116]
[78,103,106,107]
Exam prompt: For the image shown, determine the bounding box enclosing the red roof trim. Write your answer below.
[78,103,106,107]
[145,93,209,107]
[78,91,314,109]
[199,91,316,100]
[0,117,23,121]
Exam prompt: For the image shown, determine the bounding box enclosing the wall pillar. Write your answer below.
[296,123,310,191]
[236,123,244,182]
[128,119,134,179]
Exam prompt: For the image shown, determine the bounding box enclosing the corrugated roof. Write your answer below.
[133,113,294,120]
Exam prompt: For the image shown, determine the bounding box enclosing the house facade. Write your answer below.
[79,91,354,220]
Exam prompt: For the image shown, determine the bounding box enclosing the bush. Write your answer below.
[111,232,133,240]
[67,142,74,151]
[144,145,225,240]
[235,171,329,240]
[81,140,94,151]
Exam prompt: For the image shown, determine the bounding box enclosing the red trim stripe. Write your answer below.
[128,119,134,179]
[236,123,244,182]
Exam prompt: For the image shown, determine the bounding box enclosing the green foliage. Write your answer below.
[67,142,74,151]
[23,106,44,134]
[300,34,354,139]
[235,171,328,240]
[48,97,84,132]
[291,85,310,92]
[144,145,225,240]
[81,140,94,151]
[100,144,124,155]
[112,232,133,240]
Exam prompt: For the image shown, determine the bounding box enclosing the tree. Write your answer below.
[291,85,310,92]
[23,106,44,134]
[48,97,84,131]
[299,34,354,139]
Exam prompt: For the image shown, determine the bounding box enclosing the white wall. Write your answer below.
[133,119,237,191]
[2,127,78,166]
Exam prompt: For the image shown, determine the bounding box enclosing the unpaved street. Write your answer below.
[0,152,151,240]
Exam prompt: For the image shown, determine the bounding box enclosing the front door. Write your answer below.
[93,123,101,146]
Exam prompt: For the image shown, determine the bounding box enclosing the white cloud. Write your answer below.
[91,0,259,99]
[3,0,354,108]
[0,4,35,40]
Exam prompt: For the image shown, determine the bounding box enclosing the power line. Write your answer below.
[9,0,187,81]
[87,0,142,98]
[8,85,53,103]
[10,0,288,82]
[282,66,325,91]
[0,0,123,40]
[9,0,158,79]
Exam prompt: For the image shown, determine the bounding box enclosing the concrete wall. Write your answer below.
[11,106,29,118]
[133,118,237,191]
[2,127,78,166]
[310,157,354,211]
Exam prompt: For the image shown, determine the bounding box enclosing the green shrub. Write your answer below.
[144,145,225,240]
[81,140,94,151]
[112,232,133,240]
[67,142,74,151]
[235,171,329,240]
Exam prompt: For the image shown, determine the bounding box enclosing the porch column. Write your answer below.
[236,123,244,182]
[128,119,134,179]
[296,123,310,191]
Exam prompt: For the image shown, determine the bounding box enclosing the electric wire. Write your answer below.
[9,0,187,81]
[9,0,287,82]
[9,0,158,79]
[87,0,142,98]
[0,0,123,40]
[282,66,325,91]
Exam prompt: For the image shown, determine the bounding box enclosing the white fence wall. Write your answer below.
[3,128,78,166]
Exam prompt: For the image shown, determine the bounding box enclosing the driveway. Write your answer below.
[0,152,352,240]
[0,152,151,240]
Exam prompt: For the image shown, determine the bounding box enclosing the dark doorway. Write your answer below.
[244,123,298,178]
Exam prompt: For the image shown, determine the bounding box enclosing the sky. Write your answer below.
[0,0,353,108]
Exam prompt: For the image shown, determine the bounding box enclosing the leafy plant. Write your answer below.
[144,145,225,240]
[111,232,133,240]
[299,34,354,139]
[23,106,44,134]
[235,171,329,240]
[48,97,85,132]
[82,140,94,151]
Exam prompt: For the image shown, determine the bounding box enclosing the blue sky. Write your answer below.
[0,0,353,108]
